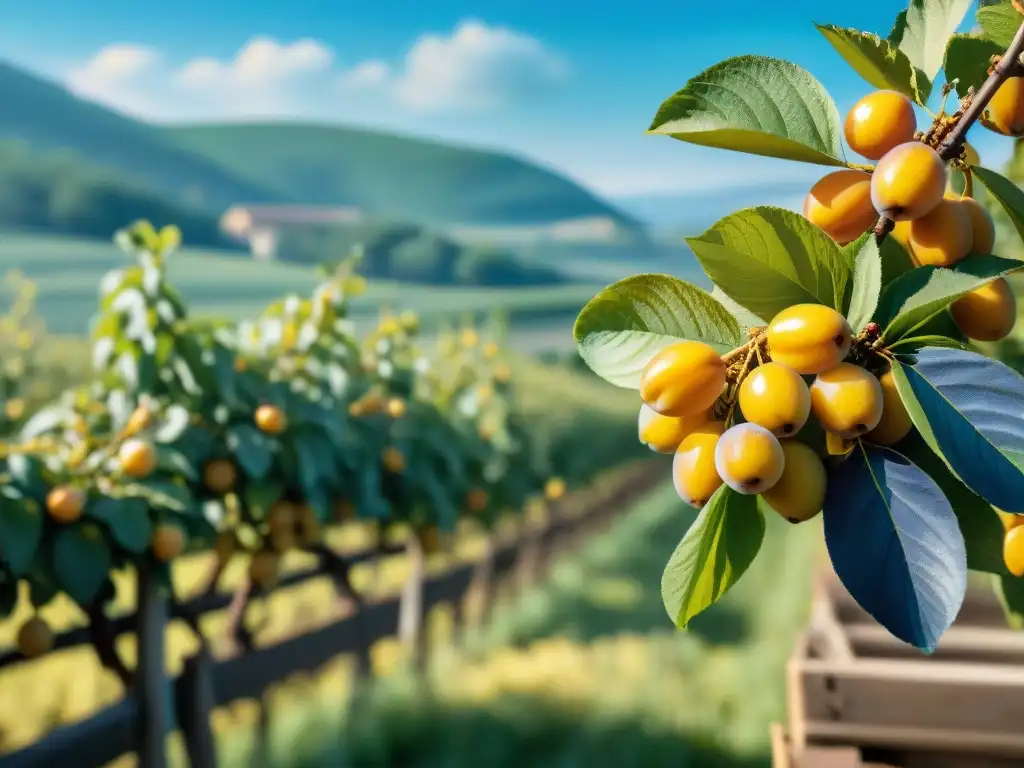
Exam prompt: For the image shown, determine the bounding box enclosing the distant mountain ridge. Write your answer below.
[0,59,641,237]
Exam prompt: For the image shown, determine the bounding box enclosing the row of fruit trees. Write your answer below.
[576,0,1024,653]
[0,222,569,659]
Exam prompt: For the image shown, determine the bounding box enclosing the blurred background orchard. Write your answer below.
[1,1,1024,766]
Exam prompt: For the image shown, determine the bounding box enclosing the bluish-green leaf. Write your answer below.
[0,487,42,575]
[823,443,966,651]
[710,286,765,333]
[974,165,1024,248]
[53,524,112,607]
[649,56,845,166]
[892,348,1024,512]
[977,0,1022,47]
[686,206,852,321]
[846,237,884,331]
[817,24,924,102]
[573,274,743,389]
[226,424,274,481]
[661,485,765,628]
[994,572,1024,629]
[876,254,1024,342]
[943,33,1004,98]
[890,0,973,83]
[87,496,152,554]
[897,433,1008,575]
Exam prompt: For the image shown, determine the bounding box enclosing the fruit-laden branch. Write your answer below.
[874,18,1024,241]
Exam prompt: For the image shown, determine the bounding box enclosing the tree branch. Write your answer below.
[874,19,1024,243]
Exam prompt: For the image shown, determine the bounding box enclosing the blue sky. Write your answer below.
[0,0,1012,200]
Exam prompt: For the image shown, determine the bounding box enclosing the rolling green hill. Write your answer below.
[0,62,282,213]
[164,123,642,230]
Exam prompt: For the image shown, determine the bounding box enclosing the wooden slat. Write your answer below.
[847,624,1024,664]
[794,654,1024,757]
[799,745,866,768]
[771,723,792,768]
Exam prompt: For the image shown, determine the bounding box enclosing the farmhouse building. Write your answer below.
[220,205,364,260]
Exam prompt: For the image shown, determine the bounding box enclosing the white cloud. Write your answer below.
[385,19,569,112]
[63,21,566,121]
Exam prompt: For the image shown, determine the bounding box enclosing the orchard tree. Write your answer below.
[575,0,1024,651]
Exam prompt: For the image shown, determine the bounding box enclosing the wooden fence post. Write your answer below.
[397,535,427,672]
[135,565,171,768]
[176,650,217,768]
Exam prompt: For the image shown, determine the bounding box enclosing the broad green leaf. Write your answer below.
[710,286,765,333]
[245,480,284,517]
[661,486,765,628]
[898,433,1007,575]
[53,524,112,607]
[155,446,198,482]
[846,237,883,331]
[892,348,1024,512]
[977,0,1023,47]
[0,487,42,575]
[648,56,845,167]
[974,165,1024,247]
[226,424,274,480]
[889,0,973,83]
[943,33,1004,98]
[994,572,1024,629]
[686,206,852,320]
[875,254,1024,341]
[0,576,17,619]
[823,443,966,651]
[123,479,191,513]
[573,274,743,389]
[816,24,924,102]
[87,496,152,554]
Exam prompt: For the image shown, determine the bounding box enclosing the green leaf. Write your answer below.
[573,274,743,389]
[994,572,1024,629]
[943,34,1004,98]
[0,487,42,576]
[661,486,765,628]
[816,24,924,102]
[245,480,284,517]
[977,0,1023,47]
[974,165,1024,248]
[846,237,883,331]
[122,479,191,513]
[686,206,852,321]
[889,0,973,83]
[87,496,152,554]
[226,424,275,481]
[0,575,17,618]
[648,55,845,167]
[897,434,1008,575]
[710,286,765,333]
[154,446,198,482]
[876,254,1024,342]
[53,524,112,607]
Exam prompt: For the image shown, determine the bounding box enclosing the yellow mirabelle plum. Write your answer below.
[637,403,708,454]
[997,507,1024,532]
[737,362,810,437]
[958,196,996,255]
[761,441,827,524]
[870,142,947,221]
[865,369,912,446]
[907,198,973,267]
[984,77,1024,136]
[844,90,918,160]
[803,170,878,244]
[766,304,852,375]
[714,422,785,495]
[891,220,916,262]
[1005,525,1024,577]
[673,421,725,508]
[639,341,726,417]
[810,363,884,440]
[17,616,54,658]
[950,278,1018,342]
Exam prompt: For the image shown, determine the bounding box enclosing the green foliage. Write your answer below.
[573,0,1024,648]
[573,274,742,389]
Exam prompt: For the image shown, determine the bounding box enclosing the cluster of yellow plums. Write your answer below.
[804,88,1018,343]
[637,304,911,524]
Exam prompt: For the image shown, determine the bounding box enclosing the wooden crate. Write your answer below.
[779,568,1024,768]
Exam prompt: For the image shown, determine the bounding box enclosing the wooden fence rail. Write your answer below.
[0,461,664,768]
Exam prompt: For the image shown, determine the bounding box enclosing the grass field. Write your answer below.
[218,479,820,768]
[0,231,603,336]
